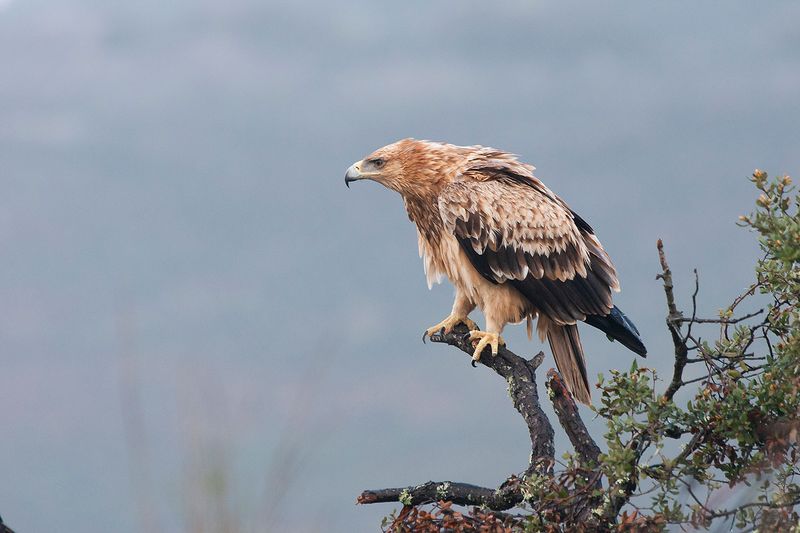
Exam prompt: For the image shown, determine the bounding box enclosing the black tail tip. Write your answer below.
[611,306,648,357]
[587,306,647,357]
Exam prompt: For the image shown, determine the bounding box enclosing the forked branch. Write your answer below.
[357,323,601,514]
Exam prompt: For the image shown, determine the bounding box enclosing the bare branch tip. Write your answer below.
[529,351,545,368]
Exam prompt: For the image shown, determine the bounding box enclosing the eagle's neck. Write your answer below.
[403,194,443,244]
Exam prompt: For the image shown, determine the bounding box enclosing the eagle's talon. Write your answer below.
[424,315,477,342]
[469,331,505,362]
[423,331,431,343]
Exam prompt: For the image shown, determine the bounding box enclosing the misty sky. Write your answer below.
[1,1,798,531]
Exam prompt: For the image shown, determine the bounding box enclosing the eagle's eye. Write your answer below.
[370,158,385,169]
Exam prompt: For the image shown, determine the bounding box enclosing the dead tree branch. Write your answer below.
[547,369,601,469]
[357,480,522,511]
[658,238,689,401]
[428,323,555,474]
[358,323,604,517]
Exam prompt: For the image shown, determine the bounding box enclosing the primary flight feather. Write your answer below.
[345,138,646,404]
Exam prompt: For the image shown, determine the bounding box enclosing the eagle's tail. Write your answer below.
[547,324,591,405]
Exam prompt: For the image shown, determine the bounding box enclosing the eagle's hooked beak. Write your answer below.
[344,161,363,188]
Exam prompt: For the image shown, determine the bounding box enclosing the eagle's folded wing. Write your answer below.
[438,174,619,327]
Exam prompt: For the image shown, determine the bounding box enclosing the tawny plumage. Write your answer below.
[345,138,646,404]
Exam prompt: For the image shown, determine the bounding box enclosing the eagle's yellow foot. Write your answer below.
[423,315,478,342]
[469,331,505,363]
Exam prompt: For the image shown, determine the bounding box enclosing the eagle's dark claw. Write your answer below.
[425,327,451,343]
[432,328,446,342]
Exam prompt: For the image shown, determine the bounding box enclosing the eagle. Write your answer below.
[345,138,646,404]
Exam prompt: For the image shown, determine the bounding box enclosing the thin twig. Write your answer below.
[678,309,764,325]
[724,281,760,340]
[685,269,700,341]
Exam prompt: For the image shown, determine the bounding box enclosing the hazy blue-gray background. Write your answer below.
[1,0,798,531]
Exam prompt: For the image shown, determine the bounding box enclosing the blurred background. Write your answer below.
[0,0,798,531]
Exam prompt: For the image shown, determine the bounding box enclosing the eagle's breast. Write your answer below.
[411,199,531,326]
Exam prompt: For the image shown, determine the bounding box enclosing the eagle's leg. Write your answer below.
[423,290,477,341]
[469,316,505,363]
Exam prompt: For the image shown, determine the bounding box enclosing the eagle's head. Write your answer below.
[345,138,464,198]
